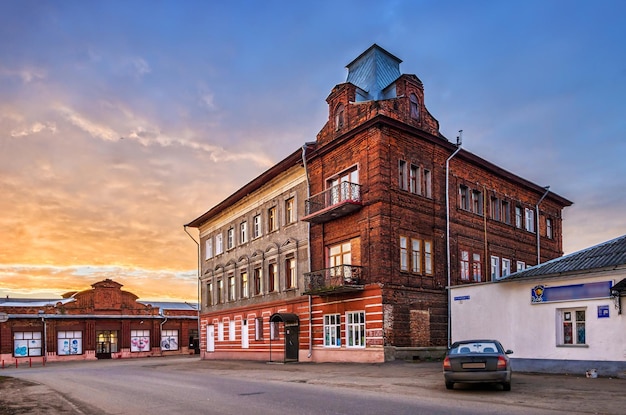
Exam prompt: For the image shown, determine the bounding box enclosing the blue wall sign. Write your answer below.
[531,281,612,304]
[597,305,610,318]
[454,295,470,301]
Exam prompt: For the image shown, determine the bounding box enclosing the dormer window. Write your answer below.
[335,103,345,131]
[410,93,420,120]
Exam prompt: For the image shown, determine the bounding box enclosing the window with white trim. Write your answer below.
[490,256,501,280]
[546,218,553,239]
[228,275,236,301]
[240,270,248,298]
[346,311,365,348]
[218,322,224,342]
[472,253,482,282]
[525,207,535,233]
[216,279,223,304]
[460,250,470,281]
[240,222,247,244]
[516,261,526,271]
[502,258,511,277]
[285,197,295,224]
[515,206,523,228]
[205,238,213,260]
[253,267,262,296]
[215,233,223,255]
[324,314,341,347]
[411,239,421,274]
[424,240,433,275]
[253,214,262,238]
[268,206,277,232]
[227,228,234,250]
[285,257,296,289]
[268,263,277,292]
[207,282,213,306]
[130,329,150,352]
[270,321,280,340]
[160,330,179,351]
[559,309,586,345]
[14,331,42,357]
[423,169,432,198]
[58,331,83,355]
[400,236,408,271]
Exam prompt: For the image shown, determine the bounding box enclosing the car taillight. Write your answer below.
[497,356,507,370]
[443,356,451,370]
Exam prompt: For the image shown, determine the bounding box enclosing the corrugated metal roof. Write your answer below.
[0,298,75,307]
[139,301,198,311]
[346,44,402,101]
[501,234,626,281]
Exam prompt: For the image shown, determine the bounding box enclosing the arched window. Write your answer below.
[335,103,345,131]
[410,93,420,120]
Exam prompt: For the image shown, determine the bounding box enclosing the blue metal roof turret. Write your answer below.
[346,44,402,101]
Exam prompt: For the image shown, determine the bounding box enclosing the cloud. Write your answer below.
[10,121,57,137]
[0,65,47,83]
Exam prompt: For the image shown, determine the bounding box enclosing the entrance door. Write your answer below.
[285,325,299,361]
[96,330,118,359]
[206,325,215,352]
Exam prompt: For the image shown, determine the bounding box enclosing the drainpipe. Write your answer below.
[446,131,463,348]
[302,141,316,358]
[159,313,168,355]
[536,186,550,265]
[184,225,201,354]
[40,312,47,363]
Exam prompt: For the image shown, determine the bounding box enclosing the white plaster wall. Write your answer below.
[450,274,626,362]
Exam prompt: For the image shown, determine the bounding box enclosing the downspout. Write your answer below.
[446,131,462,348]
[159,313,168,355]
[184,225,201,354]
[536,186,550,265]
[302,141,315,358]
[40,314,47,363]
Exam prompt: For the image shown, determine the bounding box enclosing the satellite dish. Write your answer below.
[0,312,8,323]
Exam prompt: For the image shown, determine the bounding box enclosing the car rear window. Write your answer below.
[451,342,499,354]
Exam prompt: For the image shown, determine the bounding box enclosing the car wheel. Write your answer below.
[445,381,454,390]
[502,382,511,391]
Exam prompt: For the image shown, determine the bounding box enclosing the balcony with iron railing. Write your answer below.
[302,181,362,223]
[303,265,364,295]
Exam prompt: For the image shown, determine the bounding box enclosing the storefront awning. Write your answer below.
[270,312,299,327]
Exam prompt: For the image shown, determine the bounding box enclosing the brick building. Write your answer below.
[0,279,198,365]
[186,44,572,363]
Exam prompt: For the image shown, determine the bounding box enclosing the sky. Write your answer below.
[1,0,625,302]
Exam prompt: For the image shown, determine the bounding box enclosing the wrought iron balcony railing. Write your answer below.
[302,182,362,223]
[303,265,364,295]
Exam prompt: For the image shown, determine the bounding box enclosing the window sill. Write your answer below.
[556,344,589,348]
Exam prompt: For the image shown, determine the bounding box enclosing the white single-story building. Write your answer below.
[450,234,626,377]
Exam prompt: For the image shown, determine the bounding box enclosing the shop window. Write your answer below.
[130,330,150,352]
[57,331,82,355]
[559,309,586,345]
[14,331,42,357]
[160,330,179,351]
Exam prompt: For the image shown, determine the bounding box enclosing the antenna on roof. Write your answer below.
[456,130,463,147]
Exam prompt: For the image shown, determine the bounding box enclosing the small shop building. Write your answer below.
[0,279,198,365]
[449,234,626,377]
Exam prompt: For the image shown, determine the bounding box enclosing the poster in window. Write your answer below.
[131,336,150,352]
[58,338,82,355]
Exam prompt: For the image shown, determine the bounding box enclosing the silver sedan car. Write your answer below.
[443,339,513,391]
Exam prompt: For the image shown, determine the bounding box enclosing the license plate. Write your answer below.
[462,362,486,369]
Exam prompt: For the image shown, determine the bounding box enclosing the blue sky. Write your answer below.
[1,0,625,300]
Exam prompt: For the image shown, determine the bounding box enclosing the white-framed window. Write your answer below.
[516,261,526,271]
[328,167,359,205]
[14,331,43,357]
[460,250,470,281]
[268,206,277,232]
[130,329,150,352]
[285,197,295,224]
[399,160,408,190]
[515,206,523,228]
[490,256,501,280]
[240,270,249,298]
[240,222,247,244]
[57,331,82,355]
[215,233,223,255]
[324,314,341,347]
[255,317,264,341]
[472,253,482,282]
[270,321,280,341]
[205,238,213,260]
[559,309,586,345]
[525,207,535,233]
[329,242,351,271]
[160,330,179,351]
[228,275,236,301]
[227,228,234,250]
[424,241,433,275]
[346,311,365,348]
[253,214,262,238]
[218,322,224,342]
[502,258,511,277]
[546,218,553,239]
[400,236,408,271]
[229,321,236,341]
[411,239,421,273]
[285,257,296,289]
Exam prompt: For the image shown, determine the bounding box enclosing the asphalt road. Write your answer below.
[1,356,624,415]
